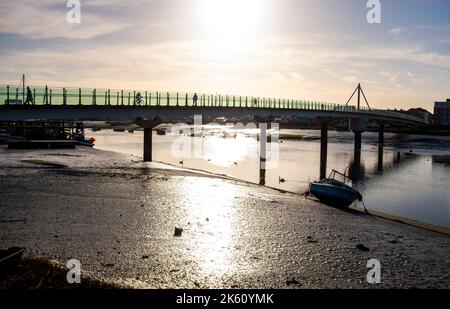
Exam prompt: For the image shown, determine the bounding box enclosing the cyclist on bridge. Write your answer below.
[135,92,143,105]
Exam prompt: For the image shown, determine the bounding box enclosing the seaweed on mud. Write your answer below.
[0,257,123,289]
[20,160,67,168]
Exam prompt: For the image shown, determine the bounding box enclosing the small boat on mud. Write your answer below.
[0,247,25,273]
[156,128,166,136]
[74,137,96,147]
[309,169,362,208]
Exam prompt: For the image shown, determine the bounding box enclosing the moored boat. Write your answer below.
[309,170,362,208]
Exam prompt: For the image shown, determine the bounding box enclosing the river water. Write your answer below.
[87,127,450,230]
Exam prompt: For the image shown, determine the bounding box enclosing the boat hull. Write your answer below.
[309,182,361,208]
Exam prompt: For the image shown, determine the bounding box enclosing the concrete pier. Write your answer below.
[135,118,154,162]
[354,131,362,164]
[378,123,385,171]
[144,127,152,162]
[320,121,328,180]
[349,118,367,183]
[259,123,270,185]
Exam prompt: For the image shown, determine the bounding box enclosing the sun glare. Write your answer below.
[198,0,265,40]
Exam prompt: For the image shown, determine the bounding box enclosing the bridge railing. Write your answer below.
[0,85,427,124]
[0,85,350,110]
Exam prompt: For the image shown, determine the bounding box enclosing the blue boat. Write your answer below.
[309,170,362,208]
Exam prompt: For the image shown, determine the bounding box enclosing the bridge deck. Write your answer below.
[0,85,428,125]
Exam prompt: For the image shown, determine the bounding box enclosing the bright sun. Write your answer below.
[198,0,265,40]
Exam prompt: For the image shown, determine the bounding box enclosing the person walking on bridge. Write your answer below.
[193,93,198,106]
[24,86,33,105]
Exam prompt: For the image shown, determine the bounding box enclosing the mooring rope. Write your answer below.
[361,199,370,215]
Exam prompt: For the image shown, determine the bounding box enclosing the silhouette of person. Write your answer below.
[24,87,33,105]
[193,93,198,106]
[135,92,143,105]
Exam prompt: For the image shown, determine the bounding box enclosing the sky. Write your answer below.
[0,0,449,112]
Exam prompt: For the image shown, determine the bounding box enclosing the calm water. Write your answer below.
[88,128,450,229]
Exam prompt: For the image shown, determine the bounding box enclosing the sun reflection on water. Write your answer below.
[179,177,244,277]
[205,134,257,167]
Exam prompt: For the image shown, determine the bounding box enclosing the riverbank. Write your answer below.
[0,146,449,288]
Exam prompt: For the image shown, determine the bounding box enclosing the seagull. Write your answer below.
[279,177,286,183]
[179,160,184,165]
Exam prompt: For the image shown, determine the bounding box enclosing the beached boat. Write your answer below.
[74,137,96,147]
[156,128,166,135]
[309,170,362,208]
[0,247,25,273]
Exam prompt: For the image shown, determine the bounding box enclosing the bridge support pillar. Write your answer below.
[144,127,153,162]
[259,122,271,186]
[395,152,401,164]
[378,123,384,171]
[349,118,366,182]
[320,121,328,180]
[378,123,385,145]
[350,131,363,184]
[354,130,362,162]
[135,118,154,162]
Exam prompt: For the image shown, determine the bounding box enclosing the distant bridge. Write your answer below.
[0,84,428,126]
[0,84,430,179]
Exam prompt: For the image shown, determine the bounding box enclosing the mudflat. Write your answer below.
[0,146,449,288]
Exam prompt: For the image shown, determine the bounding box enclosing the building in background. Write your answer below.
[434,99,450,125]
[404,108,433,124]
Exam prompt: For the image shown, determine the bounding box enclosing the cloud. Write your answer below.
[342,76,358,83]
[2,33,448,103]
[0,0,130,39]
[388,27,408,35]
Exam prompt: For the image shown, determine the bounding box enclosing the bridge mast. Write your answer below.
[346,83,371,111]
[357,83,361,111]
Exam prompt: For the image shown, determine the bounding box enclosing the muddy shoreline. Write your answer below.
[0,146,449,288]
